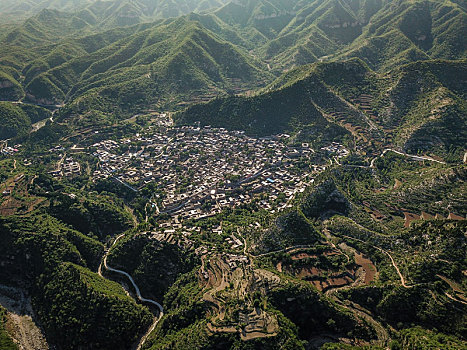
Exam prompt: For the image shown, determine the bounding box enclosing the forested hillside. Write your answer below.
[0,0,229,26]
[177,58,467,159]
[0,0,465,119]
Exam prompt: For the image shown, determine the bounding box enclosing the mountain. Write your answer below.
[243,0,466,72]
[0,213,150,348]
[0,0,230,26]
[3,9,95,48]
[24,18,271,111]
[0,0,93,13]
[0,102,51,139]
[36,262,153,349]
[176,58,467,159]
[338,0,467,71]
[0,67,23,101]
[0,103,30,140]
[1,0,465,116]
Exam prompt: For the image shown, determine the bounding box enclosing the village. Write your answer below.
[87,124,349,242]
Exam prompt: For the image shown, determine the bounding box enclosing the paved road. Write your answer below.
[102,234,164,312]
[100,234,164,350]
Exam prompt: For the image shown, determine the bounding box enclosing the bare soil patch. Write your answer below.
[0,285,49,350]
[393,178,402,189]
[355,253,377,284]
[404,212,420,228]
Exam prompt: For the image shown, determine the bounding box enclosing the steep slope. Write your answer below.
[0,306,17,350]
[2,0,466,108]
[3,9,94,48]
[339,0,467,71]
[20,23,154,86]
[207,0,467,72]
[0,102,30,139]
[378,59,467,155]
[107,234,196,300]
[175,58,377,139]
[258,0,384,70]
[2,0,466,80]
[35,262,153,350]
[0,69,24,101]
[0,213,153,350]
[214,0,302,38]
[0,0,229,27]
[0,0,93,13]
[176,58,467,159]
[25,18,271,111]
[257,0,467,72]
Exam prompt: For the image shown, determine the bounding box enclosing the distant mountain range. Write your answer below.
[0,0,465,150]
[20,16,270,111]
[0,0,229,24]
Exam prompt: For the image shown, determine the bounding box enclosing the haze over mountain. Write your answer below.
[0,0,465,116]
[0,0,230,25]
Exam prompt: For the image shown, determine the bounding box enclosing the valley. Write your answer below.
[0,0,466,349]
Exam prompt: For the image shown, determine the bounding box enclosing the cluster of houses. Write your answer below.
[92,126,324,205]
[61,157,81,177]
[321,142,350,158]
[49,155,81,178]
[87,125,350,249]
[0,144,21,155]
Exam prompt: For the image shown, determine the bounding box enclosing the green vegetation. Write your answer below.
[0,1,465,349]
[175,65,353,138]
[18,103,51,123]
[268,282,369,340]
[0,69,23,100]
[0,102,30,139]
[0,306,17,350]
[108,234,197,300]
[177,58,467,158]
[49,192,133,238]
[0,214,154,349]
[0,214,103,281]
[301,179,350,219]
[340,0,467,71]
[396,327,467,349]
[0,1,230,31]
[254,209,323,254]
[35,262,153,350]
[0,102,51,140]
[23,18,271,115]
[322,344,383,350]
[1,0,465,125]
[375,284,466,336]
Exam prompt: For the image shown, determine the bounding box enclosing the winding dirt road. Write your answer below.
[339,234,412,288]
[370,148,446,168]
[381,248,410,288]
